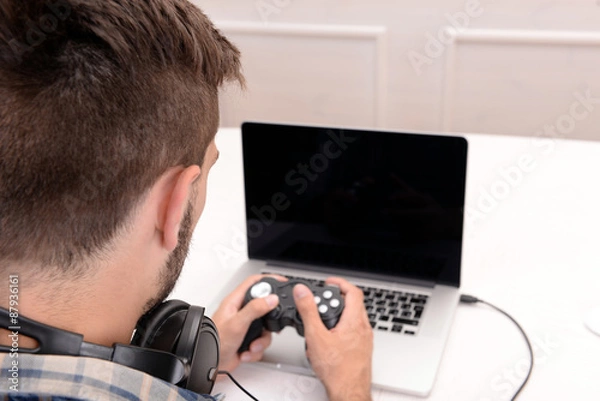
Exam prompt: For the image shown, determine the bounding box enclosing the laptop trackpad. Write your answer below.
[259,327,315,376]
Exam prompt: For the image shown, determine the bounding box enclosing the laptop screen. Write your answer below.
[241,122,468,287]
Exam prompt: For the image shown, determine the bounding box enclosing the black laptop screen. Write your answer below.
[241,122,468,287]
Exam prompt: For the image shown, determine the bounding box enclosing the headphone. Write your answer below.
[0,300,220,395]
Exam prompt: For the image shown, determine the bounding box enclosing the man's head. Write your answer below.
[0,0,242,326]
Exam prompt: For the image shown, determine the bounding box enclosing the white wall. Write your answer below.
[194,0,600,141]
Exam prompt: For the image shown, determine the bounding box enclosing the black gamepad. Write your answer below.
[237,277,345,353]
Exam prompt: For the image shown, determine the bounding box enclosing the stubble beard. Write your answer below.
[143,204,194,313]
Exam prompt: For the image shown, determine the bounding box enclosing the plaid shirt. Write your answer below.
[0,353,224,401]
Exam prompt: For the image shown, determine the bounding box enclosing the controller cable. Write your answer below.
[210,369,260,401]
[460,294,534,401]
[212,295,533,401]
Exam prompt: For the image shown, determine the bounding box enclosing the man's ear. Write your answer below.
[160,165,201,252]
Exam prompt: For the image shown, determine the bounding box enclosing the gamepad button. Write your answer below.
[318,304,329,314]
[314,296,321,304]
[250,282,272,299]
[330,299,341,308]
[323,290,333,300]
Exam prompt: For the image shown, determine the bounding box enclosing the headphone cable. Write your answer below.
[213,295,533,401]
[216,370,260,401]
[460,294,534,401]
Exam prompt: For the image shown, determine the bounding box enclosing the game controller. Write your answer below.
[237,277,345,353]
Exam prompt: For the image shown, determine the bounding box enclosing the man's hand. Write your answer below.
[211,274,282,372]
[294,277,374,401]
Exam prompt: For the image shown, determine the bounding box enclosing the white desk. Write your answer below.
[171,128,600,400]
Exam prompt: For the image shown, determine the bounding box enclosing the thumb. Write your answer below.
[294,284,325,335]
[237,294,279,328]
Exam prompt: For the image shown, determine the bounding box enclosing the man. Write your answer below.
[0,1,373,400]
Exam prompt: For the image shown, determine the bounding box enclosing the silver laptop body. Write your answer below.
[209,122,468,397]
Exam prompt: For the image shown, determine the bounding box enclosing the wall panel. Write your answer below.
[442,29,600,141]
[217,21,388,128]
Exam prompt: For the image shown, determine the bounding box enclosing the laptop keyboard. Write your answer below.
[264,273,429,336]
[361,285,427,335]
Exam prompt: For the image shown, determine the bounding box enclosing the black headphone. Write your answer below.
[0,300,220,395]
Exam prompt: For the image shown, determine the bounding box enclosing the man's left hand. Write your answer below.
[211,274,283,372]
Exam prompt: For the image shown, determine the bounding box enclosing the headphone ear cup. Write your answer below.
[181,307,220,395]
[131,300,190,349]
[131,300,220,395]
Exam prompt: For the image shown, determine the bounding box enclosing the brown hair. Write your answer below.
[0,0,243,271]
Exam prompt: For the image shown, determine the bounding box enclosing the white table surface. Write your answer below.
[170,127,600,401]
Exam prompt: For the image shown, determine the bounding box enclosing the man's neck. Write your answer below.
[0,264,148,348]
[0,200,174,349]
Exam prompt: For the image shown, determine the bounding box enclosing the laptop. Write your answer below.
[209,121,468,396]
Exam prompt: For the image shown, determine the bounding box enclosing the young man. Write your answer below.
[0,1,373,400]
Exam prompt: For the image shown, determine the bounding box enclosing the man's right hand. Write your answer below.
[294,277,374,401]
